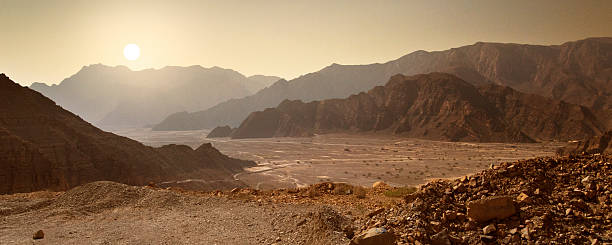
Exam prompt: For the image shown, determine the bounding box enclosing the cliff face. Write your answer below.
[155,37,612,131]
[231,73,604,142]
[0,74,254,194]
[558,131,612,155]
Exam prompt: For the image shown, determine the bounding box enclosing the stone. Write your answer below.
[467,196,517,222]
[582,176,592,184]
[480,235,495,242]
[517,192,532,204]
[520,227,530,239]
[483,224,497,234]
[534,188,541,195]
[33,230,44,240]
[442,211,457,222]
[367,208,385,218]
[349,227,396,245]
[430,230,451,245]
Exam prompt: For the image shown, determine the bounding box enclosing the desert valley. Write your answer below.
[1,1,612,244]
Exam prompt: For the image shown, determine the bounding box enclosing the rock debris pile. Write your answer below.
[363,154,611,244]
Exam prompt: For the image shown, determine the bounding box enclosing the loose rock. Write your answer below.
[467,196,516,222]
[33,230,44,240]
[349,227,396,245]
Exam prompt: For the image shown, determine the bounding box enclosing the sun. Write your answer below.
[123,44,140,61]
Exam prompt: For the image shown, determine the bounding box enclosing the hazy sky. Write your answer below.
[1,0,611,85]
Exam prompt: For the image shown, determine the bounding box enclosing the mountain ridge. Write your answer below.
[153,37,612,131]
[30,64,281,129]
[230,73,604,142]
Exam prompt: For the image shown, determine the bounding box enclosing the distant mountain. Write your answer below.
[30,64,279,129]
[206,125,234,138]
[230,73,604,142]
[0,74,254,194]
[246,75,282,93]
[154,37,612,131]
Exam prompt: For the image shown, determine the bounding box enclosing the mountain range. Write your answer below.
[0,74,254,194]
[230,73,604,142]
[30,64,280,129]
[153,37,612,131]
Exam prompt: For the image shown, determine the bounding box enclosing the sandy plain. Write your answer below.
[115,128,564,189]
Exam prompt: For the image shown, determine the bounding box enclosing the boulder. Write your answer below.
[349,227,396,245]
[33,230,44,240]
[467,196,516,222]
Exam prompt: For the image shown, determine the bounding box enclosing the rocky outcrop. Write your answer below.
[154,37,612,131]
[0,74,255,194]
[30,64,279,129]
[558,131,612,155]
[231,73,604,142]
[366,153,612,244]
[206,126,234,138]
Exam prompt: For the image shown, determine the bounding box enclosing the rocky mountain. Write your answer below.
[154,37,612,131]
[230,73,604,142]
[0,73,254,194]
[206,126,234,138]
[30,64,279,129]
[558,131,612,155]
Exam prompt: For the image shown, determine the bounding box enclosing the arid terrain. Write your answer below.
[115,128,563,190]
[1,153,609,244]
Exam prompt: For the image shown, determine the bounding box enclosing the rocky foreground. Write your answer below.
[1,153,610,244]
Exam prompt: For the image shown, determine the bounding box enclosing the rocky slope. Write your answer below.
[0,74,254,194]
[558,131,612,155]
[231,73,604,142]
[30,64,278,129]
[154,37,612,131]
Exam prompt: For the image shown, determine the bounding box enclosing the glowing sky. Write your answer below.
[1,0,611,85]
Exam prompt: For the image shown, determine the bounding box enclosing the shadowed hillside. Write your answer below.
[0,74,254,194]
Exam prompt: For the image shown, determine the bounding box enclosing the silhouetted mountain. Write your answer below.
[30,64,279,130]
[230,73,604,142]
[246,75,282,93]
[154,37,612,131]
[0,74,254,194]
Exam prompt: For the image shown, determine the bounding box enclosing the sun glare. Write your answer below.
[123,44,140,61]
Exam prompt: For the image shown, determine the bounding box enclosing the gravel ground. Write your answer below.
[0,182,352,245]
